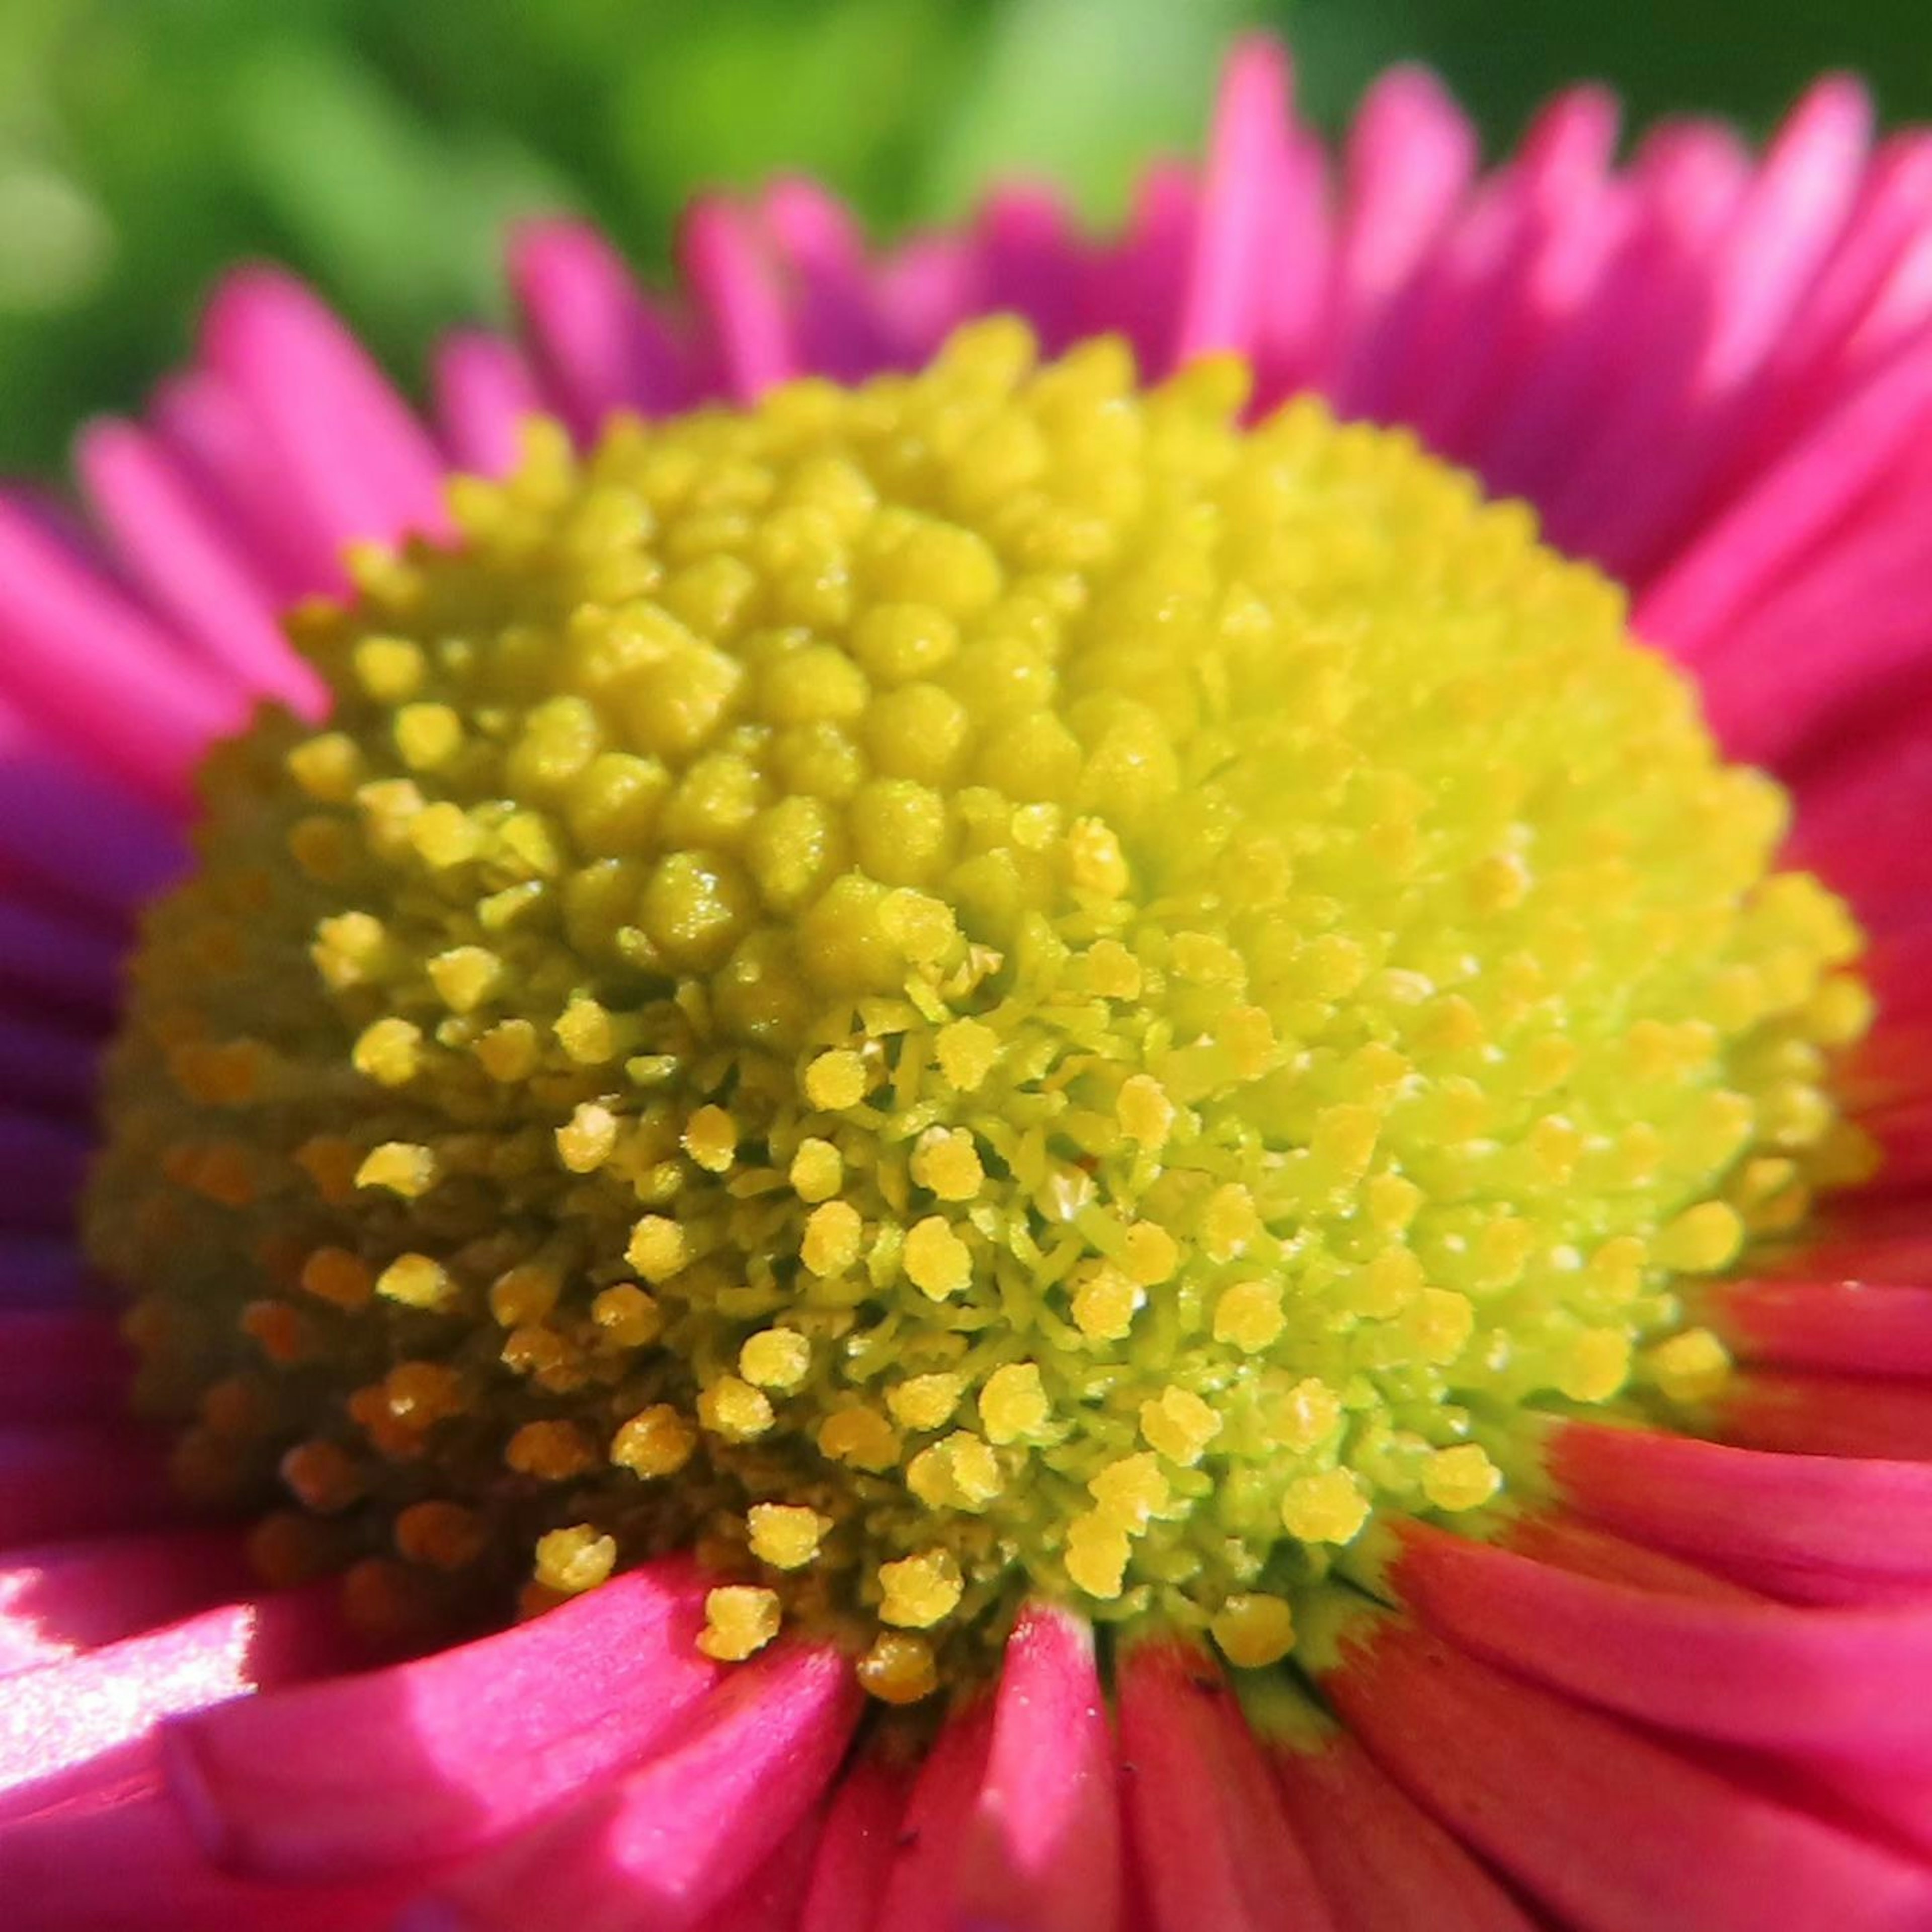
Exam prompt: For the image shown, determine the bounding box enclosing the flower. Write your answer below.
[6,30,1932,1931]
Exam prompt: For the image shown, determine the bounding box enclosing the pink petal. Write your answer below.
[0,1587,348,1822]
[680,198,799,400]
[760,177,895,382]
[0,1313,129,1426]
[954,1602,1123,1932]
[0,503,240,808]
[699,1804,823,1932]
[147,368,322,603]
[0,1778,420,1931]
[874,1698,996,1932]
[1323,65,1478,410]
[0,701,186,918]
[1709,1278,1932,1376]
[1174,35,1293,366]
[799,1743,912,1932]
[0,1116,89,1232]
[1115,1638,1336,1932]
[0,902,122,1021]
[75,418,324,715]
[1718,1370,1932,1460]
[1319,1602,1932,1932]
[407,1641,862,1932]
[1388,1515,1932,1769]
[431,329,542,479]
[201,267,451,561]
[0,1426,182,1550]
[0,1014,97,1120]
[0,1239,97,1312]
[0,1531,250,1677]
[1548,1419,1932,1602]
[166,1555,718,1877]
[1257,1695,1536,1932]
[509,219,691,434]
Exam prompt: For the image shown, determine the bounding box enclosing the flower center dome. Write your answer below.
[85,321,1871,1701]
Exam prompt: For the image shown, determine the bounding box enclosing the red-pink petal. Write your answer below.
[874,1698,995,1932]
[699,1804,824,1932]
[1261,1708,1535,1932]
[1115,1638,1335,1932]
[509,219,690,432]
[201,267,451,559]
[0,1313,129,1426]
[1389,1516,1932,1769]
[0,503,239,807]
[432,329,541,479]
[799,1743,912,1932]
[0,1587,347,1822]
[0,1779,420,1931]
[407,1641,861,1932]
[953,1602,1123,1932]
[1708,1277,1932,1376]
[0,1425,182,1550]
[1548,1419,1932,1601]
[0,1530,249,1677]
[1717,1370,1932,1460]
[74,418,324,715]
[1320,1602,1932,1931]
[166,1555,717,1877]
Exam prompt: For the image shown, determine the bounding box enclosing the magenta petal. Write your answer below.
[1116,1639,1336,1932]
[0,1530,250,1677]
[0,1779,420,1932]
[510,219,691,432]
[0,1426,182,1550]
[406,1641,862,1932]
[799,1743,911,1932]
[0,702,186,918]
[1718,1370,1932,1461]
[75,418,325,715]
[0,1588,347,1823]
[1322,1605,1932,1932]
[1709,1277,1932,1376]
[1549,1420,1932,1601]
[201,267,451,558]
[0,1313,130,1426]
[680,199,799,400]
[166,1556,718,1877]
[699,1805,823,1932]
[953,1602,1122,1932]
[1174,34,1292,365]
[875,1699,996,1932]
[432,329,541,479]
[0,504,239,807]
[1265,1722,1535,1932]
[1390,1516,1932,1769]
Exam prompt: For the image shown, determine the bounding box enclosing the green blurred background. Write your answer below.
[2,0,1928,475]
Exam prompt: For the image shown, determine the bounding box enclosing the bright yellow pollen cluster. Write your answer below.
[86,320,1870,1691]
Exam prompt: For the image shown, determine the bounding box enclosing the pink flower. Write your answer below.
[6,33,1932,1931]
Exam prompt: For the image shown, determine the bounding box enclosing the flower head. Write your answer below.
[5,34,1932,1932]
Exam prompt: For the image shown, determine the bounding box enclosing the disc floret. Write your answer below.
[87,320,1869,1694]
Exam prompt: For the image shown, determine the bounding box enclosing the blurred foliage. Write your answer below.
[1,0,1929,472]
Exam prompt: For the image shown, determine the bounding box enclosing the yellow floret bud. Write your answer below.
[877,1550,964,1629]
[1211,1593,1297,1669]
[1422,1443,1502,1512]
[904,1217,972,1299]
[1280,1469,1370,1545]
[748,1503,829,1570]
[698,1585,782,1660]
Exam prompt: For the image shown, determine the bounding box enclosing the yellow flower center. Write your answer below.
[86,321,1871,1697]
